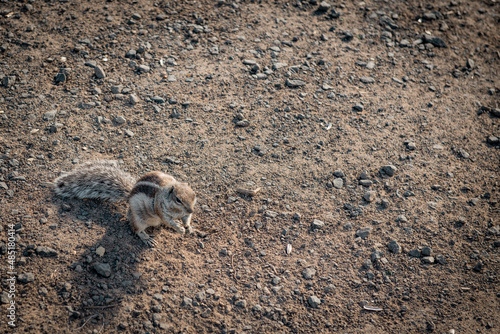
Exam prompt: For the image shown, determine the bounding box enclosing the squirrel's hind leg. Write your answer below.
[128,208,158,247]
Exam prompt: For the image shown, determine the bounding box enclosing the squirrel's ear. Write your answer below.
[168,186,174,197]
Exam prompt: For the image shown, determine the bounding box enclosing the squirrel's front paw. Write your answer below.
[174,225,186,234]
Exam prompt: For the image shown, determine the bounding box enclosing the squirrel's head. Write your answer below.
[158,183,196,218]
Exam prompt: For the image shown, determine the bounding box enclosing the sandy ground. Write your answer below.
[0,0,499,333]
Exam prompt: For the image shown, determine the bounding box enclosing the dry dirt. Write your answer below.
[0,0,499,333]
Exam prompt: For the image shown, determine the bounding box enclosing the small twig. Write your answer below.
[77,314,98,331]
[98,314,105,334]
[82,303,120,309]
[264,264,278,275]
[236,187,261,197]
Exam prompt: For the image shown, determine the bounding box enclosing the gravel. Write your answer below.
[36,246,58,257]
[381,165,398,176]
[388,240,401,254]
[356,227,373,239]
[311,219,325,229]
[94,65,106,79]
[308,295,321,308]
[18,273,35,283]
[92,263,111,277]
[302,267,317,280]
[333,178,343,189]
[286,79,306,88]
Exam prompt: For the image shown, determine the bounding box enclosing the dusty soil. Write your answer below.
[0,0,499,333]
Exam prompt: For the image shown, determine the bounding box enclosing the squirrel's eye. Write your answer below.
[175,197,181,204]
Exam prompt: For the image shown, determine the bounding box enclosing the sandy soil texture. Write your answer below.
[0,0,499,333]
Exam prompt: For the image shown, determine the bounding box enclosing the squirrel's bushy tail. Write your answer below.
[54,160,136,202]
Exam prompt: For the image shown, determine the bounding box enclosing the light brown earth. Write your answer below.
[0,0,499,333]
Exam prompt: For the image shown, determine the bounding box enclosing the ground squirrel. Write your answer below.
[53,160,196,246]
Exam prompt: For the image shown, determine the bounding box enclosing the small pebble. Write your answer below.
[94,65,106,79]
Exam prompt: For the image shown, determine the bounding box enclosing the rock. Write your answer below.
[151,96,165,103]
[302,267,316,280]
[271,276,281,285]
[242,59,257,66]
[423,12,438,20]
[252,304,263,312]
[129,94,140,105]
[356,227,372,239]
[195,291,206,301]
[353,103,364,111]
[55,72,66,83]
[406,142,416,150]
[18,273,35,283]
[36,246,58,257]
[381,165,398,176]
[487,136,499,145]
[156,13,167,21]
[422,35,447,48]
[422,256,435,264]
[94,65,106,79]
[487,226,500,236]
[421,246,432,256]
[360,76,375,84]
[286,79,306,88]
[371,250,384,262]
[458,149,470,159]
[333,178,343,189]
[359,179,373,187]
[362,259,372,269]
[324,284,336,293]
[395,215,408,223]
[317,1,331,12]
[466,58,475,69]
[333,169,345,177]
[93,263,111,277]
[272,62,287,70]
[111,85,123,94]
[472,261,483,272]
[84,60,97,68]
[114,116,126,124]
[43,110,57,121]
[235,120,250,127]
[363,191,376,202]
[79,101,96,109]
[137,64,150,73]
[388,240,401,254]
[311,219,325,229]
[380,15,398,29]
[235,299,247,308]
[95,246,105,257]
[125,49,137,58]
[1,291,9,304]
[327,8,340,19]
[435,254,447,265]
[182,297,193,306]
[170,109,181,119]
[340,30,353,42]
[308,295,321,308]
[2,76,16,87]
[408,249,421,258]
